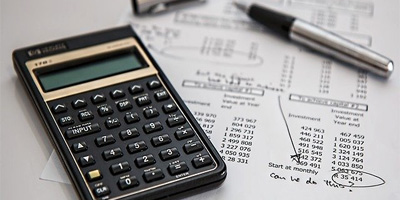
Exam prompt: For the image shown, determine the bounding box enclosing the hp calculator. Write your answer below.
[13,26,226,200]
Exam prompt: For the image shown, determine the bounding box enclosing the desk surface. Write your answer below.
[1,0,127,199]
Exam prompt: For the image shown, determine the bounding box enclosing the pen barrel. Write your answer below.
[289,19,393,78]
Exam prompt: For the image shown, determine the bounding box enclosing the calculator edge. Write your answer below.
[12,25,226,199]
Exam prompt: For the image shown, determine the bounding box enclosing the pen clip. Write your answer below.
[132,0,206,15]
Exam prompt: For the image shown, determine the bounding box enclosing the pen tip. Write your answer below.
[233,1,249,13]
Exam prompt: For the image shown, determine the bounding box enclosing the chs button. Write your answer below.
[91,94,106,104]
[52,104,67,114]
[72,98,87,109]
[105,117,121,129]
[118,177,139,190]
[93,185,110,198]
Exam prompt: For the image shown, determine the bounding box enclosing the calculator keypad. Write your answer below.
[48,75,216,199]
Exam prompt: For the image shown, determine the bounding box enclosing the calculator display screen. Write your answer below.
[37,51,146,92]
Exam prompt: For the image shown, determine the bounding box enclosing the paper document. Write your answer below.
[41,0,400,199]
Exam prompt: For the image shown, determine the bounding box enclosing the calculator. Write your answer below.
[13,26,226,200]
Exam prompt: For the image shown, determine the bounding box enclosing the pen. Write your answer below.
[234,1,394,78]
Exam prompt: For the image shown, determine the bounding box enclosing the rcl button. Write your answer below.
[93,186,110,198]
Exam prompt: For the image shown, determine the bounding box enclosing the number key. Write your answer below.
[96,134,116,147]
[118,177,139,190]
[120,128,139,140]
[110,161,130,175]
[135,154,156,168]
[127,141,147,154]
[151,134,171,147]
[103,147,123,161]
[159,147,180,161]
[143,121,163,134]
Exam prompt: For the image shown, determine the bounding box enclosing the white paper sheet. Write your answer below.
[41,0,400,199]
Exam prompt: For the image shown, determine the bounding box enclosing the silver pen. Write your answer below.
[234,1,394,78]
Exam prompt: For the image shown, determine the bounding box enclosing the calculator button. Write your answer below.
[175,128,194,140]
[154,90,169,101]
[78,110,94,122]
[127,141,148,154]
[168,162,189,175]
[118,177,139,190]
[129,85,144,94]
[143,121,163,134]
[98,105,114,116]
[183,141,203,154]
[147,80,161,89]
[167,115,186,127]
[162,103,177,113]
[110,161,131,175]
[159,148,180,161]
[103,148,123,161]
[151,134,172,147]
[52,104,67,114]
[105,117,121,129]
[144,108,159,119]
[91,94,106,104]
[72,99,87,109]
[96,134,116,147]
[87,169,102,182]
[79,155,95,167]
[120,128,139,140]
[71,142,88,153]
[116,100,132,111]
[93,185,110,198]
[192,155,212,168]
[136,95,151,106]
[135,154,156,168]
[125,112,140,124]
[58,115,74,127]
[143,169,164,183]
[65,123,101,139]
[110,89,125,99]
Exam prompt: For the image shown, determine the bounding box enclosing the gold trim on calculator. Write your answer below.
[26,38,157,101]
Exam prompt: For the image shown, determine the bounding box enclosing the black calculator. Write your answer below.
[13,26,226,200]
